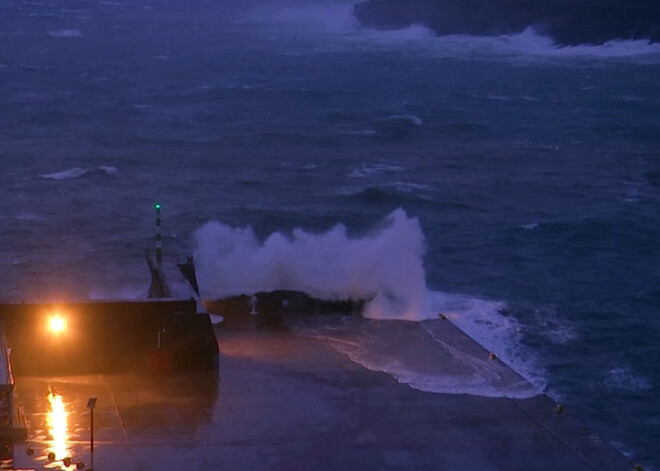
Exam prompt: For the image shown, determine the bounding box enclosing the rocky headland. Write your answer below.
[353,0,660,45]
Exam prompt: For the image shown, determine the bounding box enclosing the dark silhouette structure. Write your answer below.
[353,0,660,45]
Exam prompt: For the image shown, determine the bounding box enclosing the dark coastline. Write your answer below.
[353,0,660,45]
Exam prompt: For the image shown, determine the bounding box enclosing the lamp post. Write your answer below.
[154,203,162,267]
[87,397,97,469]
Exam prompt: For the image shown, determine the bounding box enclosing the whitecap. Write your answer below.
[48,29,82,38]
[390,181,431,193]
[39,166,118,180]
[15,213,42,222]
[343,129,377,136]
[349,24,660,64]
[617,95,646,102]
[336,186,361,196]
[382,114,422,126]
[521,222,539,230]
[39,167,89,180]
[349,162,404,178]
[603,367,652,392]
[99,166,118,175]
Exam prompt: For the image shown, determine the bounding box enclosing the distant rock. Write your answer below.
[353,0,660,45]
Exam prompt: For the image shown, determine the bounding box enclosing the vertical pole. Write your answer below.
[155,203,162,267]
[90,407,94,468]
[87,397,96,470]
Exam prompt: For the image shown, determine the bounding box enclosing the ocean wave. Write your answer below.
[530,307,578,345]
[337,182,435,205]
[490,27,660,59]
[380,114,423,126]
[340,129,377,136]
[195,209,428,320]
[338,114,424,141]
[348,162,404,178]
[603,367,652,392]
[352,25,660,63]
[38,166,118,180]
[48,29,82,38]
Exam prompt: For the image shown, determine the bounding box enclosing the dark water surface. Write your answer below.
[1,0,659,467]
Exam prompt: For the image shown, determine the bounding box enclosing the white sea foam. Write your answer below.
[39,167,88,180]
[98,165,118,175]
[495,27,660,59]
[194,208,428,320]
[390,181,432,193]
[603,367,652,392]
[343,129,377,136]
[48,29,82,38]
[531,307,578,345]
[348,162,404,178]
[351,24,660,63]
[291,311,540,398]
[15,213,42,222]
[429,291,547,392]
[38,166,118,180]
[382,114,423,126]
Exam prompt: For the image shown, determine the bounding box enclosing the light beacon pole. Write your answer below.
[87,397,97,469]
[155,203,162,267]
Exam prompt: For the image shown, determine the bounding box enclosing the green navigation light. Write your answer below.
[154,203,161,210]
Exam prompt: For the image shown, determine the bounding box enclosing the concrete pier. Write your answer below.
[4,316,634,470]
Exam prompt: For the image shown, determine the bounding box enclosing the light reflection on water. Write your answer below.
[47,390,68,462]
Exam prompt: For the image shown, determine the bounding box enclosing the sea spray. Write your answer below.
[193,208,429,320]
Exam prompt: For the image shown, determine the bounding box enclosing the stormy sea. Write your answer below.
[1,0,659,467]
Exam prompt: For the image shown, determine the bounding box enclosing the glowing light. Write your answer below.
[48,315,67,334]
[47,391,69,462]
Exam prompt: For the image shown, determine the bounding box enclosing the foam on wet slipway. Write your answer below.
[290,315,541,399]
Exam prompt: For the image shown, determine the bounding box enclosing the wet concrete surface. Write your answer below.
[6,321,633,470]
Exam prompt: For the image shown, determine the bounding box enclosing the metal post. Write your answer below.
[87,398,97,469]
[155,203,162,267]
[157,328,166,350]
